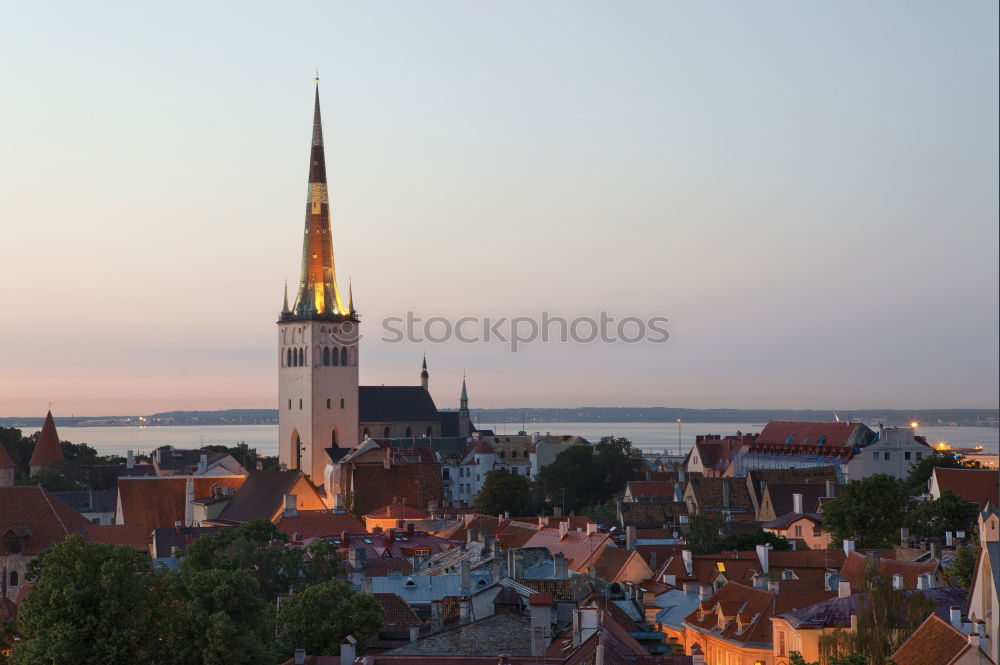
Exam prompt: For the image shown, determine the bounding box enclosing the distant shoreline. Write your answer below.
[1,407,996,429]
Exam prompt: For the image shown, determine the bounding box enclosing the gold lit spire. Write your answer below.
[290,79,351,318]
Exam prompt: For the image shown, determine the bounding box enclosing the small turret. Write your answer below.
[420,355,429,391]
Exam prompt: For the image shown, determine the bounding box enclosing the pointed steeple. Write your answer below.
[420,354,429,390]
[348,279,356,316]
[30,410,65,472]
[290,78,350,318]
[460,375,469,410]
[281,281,290,315]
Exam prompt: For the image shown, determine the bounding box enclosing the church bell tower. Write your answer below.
[278,79,359,480]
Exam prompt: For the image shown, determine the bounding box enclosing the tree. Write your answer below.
[821,474,912,548]
[717,528,792,553]
[684,513,723,554]
[534,444,603,514]
[904,452,982,495]
[12,536,163,665]
[951,540,980,589]
[594,436,644,493]
[904,490,979,540]
[277,580,383,659]
[474,469,535,516]
[818,564,934,665]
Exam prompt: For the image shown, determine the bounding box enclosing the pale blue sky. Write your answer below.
[1,1,997,414]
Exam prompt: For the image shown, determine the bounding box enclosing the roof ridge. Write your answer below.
[38,486,71,535]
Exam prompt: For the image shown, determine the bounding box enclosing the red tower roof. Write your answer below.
[0,439,16,469]
[29,411,65,468]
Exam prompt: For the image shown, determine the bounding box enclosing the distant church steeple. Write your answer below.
[420,355,429,391]
[289,78,350,318]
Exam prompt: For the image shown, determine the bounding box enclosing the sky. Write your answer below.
[1,1,997,415]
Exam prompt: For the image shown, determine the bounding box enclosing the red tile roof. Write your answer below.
[275,510,363,540]
[519,527,611,572]
[29,411,65,468]
[839,551,938,590]
[891,613,973,665]
[933,467,1000,510]
[116,476,246,530]
[0,440,16,469]
[434,514,502,541]
[365,503,430,520]
[84,523,151,553]
[626,481,677,498]
[756,421,867,447]
[0,486,91,555]
[493,519,540,549]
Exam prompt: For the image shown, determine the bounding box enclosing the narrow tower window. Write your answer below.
[341,347,348,366]
[327,398,331,409]
[299,399,303,409]
[340,398,345,409]
[332,346,339,366]
[288,399,292,410]
[323,347,330,366]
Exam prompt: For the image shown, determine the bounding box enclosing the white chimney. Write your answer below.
[559,521,569,539]
[843,539,855,555]
[949,606,962,629]
[198,453,207,474]
[792,493,803,514]
[838,580,852,598]
[409,625,420,642]
[681,550,693,576]
[126,450,134,469]
[339,635,357,664]
[586,522,598,535]
[756,544,770,574]
[945,531,954,547]
[184,478,195,527]
[825,479,835,498]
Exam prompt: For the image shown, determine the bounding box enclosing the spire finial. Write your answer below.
[314,67,320,84]
[282,280,290,314]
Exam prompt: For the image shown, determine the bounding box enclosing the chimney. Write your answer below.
[553,552,568,580]
[126,450,134,469]
[586,522,598,536]
[154,449,161,464]
[698,585,712,601]
[198,453,207,474]
[681,550,693,576]
[507,549,519,578]
[945,531,954,547]
[752,573,768,589]
[384,447,392,469]
[409,625,420,643]
[866,551,879,570]
[467,528,479,545]
[839,580,852,598]
[339,635,357,664]
[768,580,780,594]
[825,479,835,498]
[678,468,686,482]
[458,598,470,623]
[949,606,962,629]
[756,544,770,574]
[492,555,503,582]
[406,521,415,537]
[349,547,366,569]
[558,521,569,540]
[892,573,904,590]
[625,526,637,551]
[648,551,657,571]
[184,478,195,527]
[673,484,683,502]
[530,594,553,656]
[460,560,471,594]
[842,539,855,556]
[283,494,298,518]
[722,479,730,510]
[334,493,345,512]
[792,493,803,514]
[572,606,599,647]
[294,649,306,665]
[930,541,939,561]
[900,527,910,547]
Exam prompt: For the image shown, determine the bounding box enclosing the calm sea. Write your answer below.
[46,422,1000,458]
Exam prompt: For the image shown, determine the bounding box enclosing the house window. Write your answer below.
[905,451,911,461]
[443,468,450,480]
[778,631,786,656]
[884,452,890,460]
[794,525,803,537]
[916,452,923,460]
[873,452,879,461]
[9,570,18,586]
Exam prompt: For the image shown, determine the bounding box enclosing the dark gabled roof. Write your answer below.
[52,490,117,513]
[359,386,440,423]
[217,470,301,523]
[324,446,351,464]
[764,483,831,517]
[154,448,228,472]
[747,466,839,509]
[439,412,461,437]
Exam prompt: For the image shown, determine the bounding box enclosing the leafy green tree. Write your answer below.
[904,490,979,540]
[11,536,162,665]
[474,469,535,516]
[594,436,644,493]
[17,468,82,491]
[166,568,275,665]
[818,564,933,665]
[904,452,982,495]
[684,513,723,554]
[791,652,869,665]
[717,528,792,553]
[277,580,382,659]
[951,541,980,589]
[535,444,603,514]
[822,474,912,548]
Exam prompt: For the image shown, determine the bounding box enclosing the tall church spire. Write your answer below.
[290,79,350,318]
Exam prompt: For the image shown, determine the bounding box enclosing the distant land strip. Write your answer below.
[0,407,997,428]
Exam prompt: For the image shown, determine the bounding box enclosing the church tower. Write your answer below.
[278,80,359,480]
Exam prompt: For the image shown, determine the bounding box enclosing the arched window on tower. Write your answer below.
[287,349,293,367]
[332,429,338,446]
[323,347,330,366]
[327,398,331,409]
[288,399,291,410]
[405,426,412,438]
[331,346,339,366]
[299,399,303,410]
[340,398,345,409]
[340,347,348,366]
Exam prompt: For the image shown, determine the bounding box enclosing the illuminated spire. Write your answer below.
[281,281,290,314]
[348,278,356,316]
[291,79,350,318]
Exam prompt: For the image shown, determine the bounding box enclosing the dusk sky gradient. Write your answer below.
[1,1,997,415]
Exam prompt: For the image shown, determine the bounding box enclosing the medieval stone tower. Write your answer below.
[278,81,359,480]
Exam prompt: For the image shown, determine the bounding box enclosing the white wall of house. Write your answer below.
[845,427,931,481]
